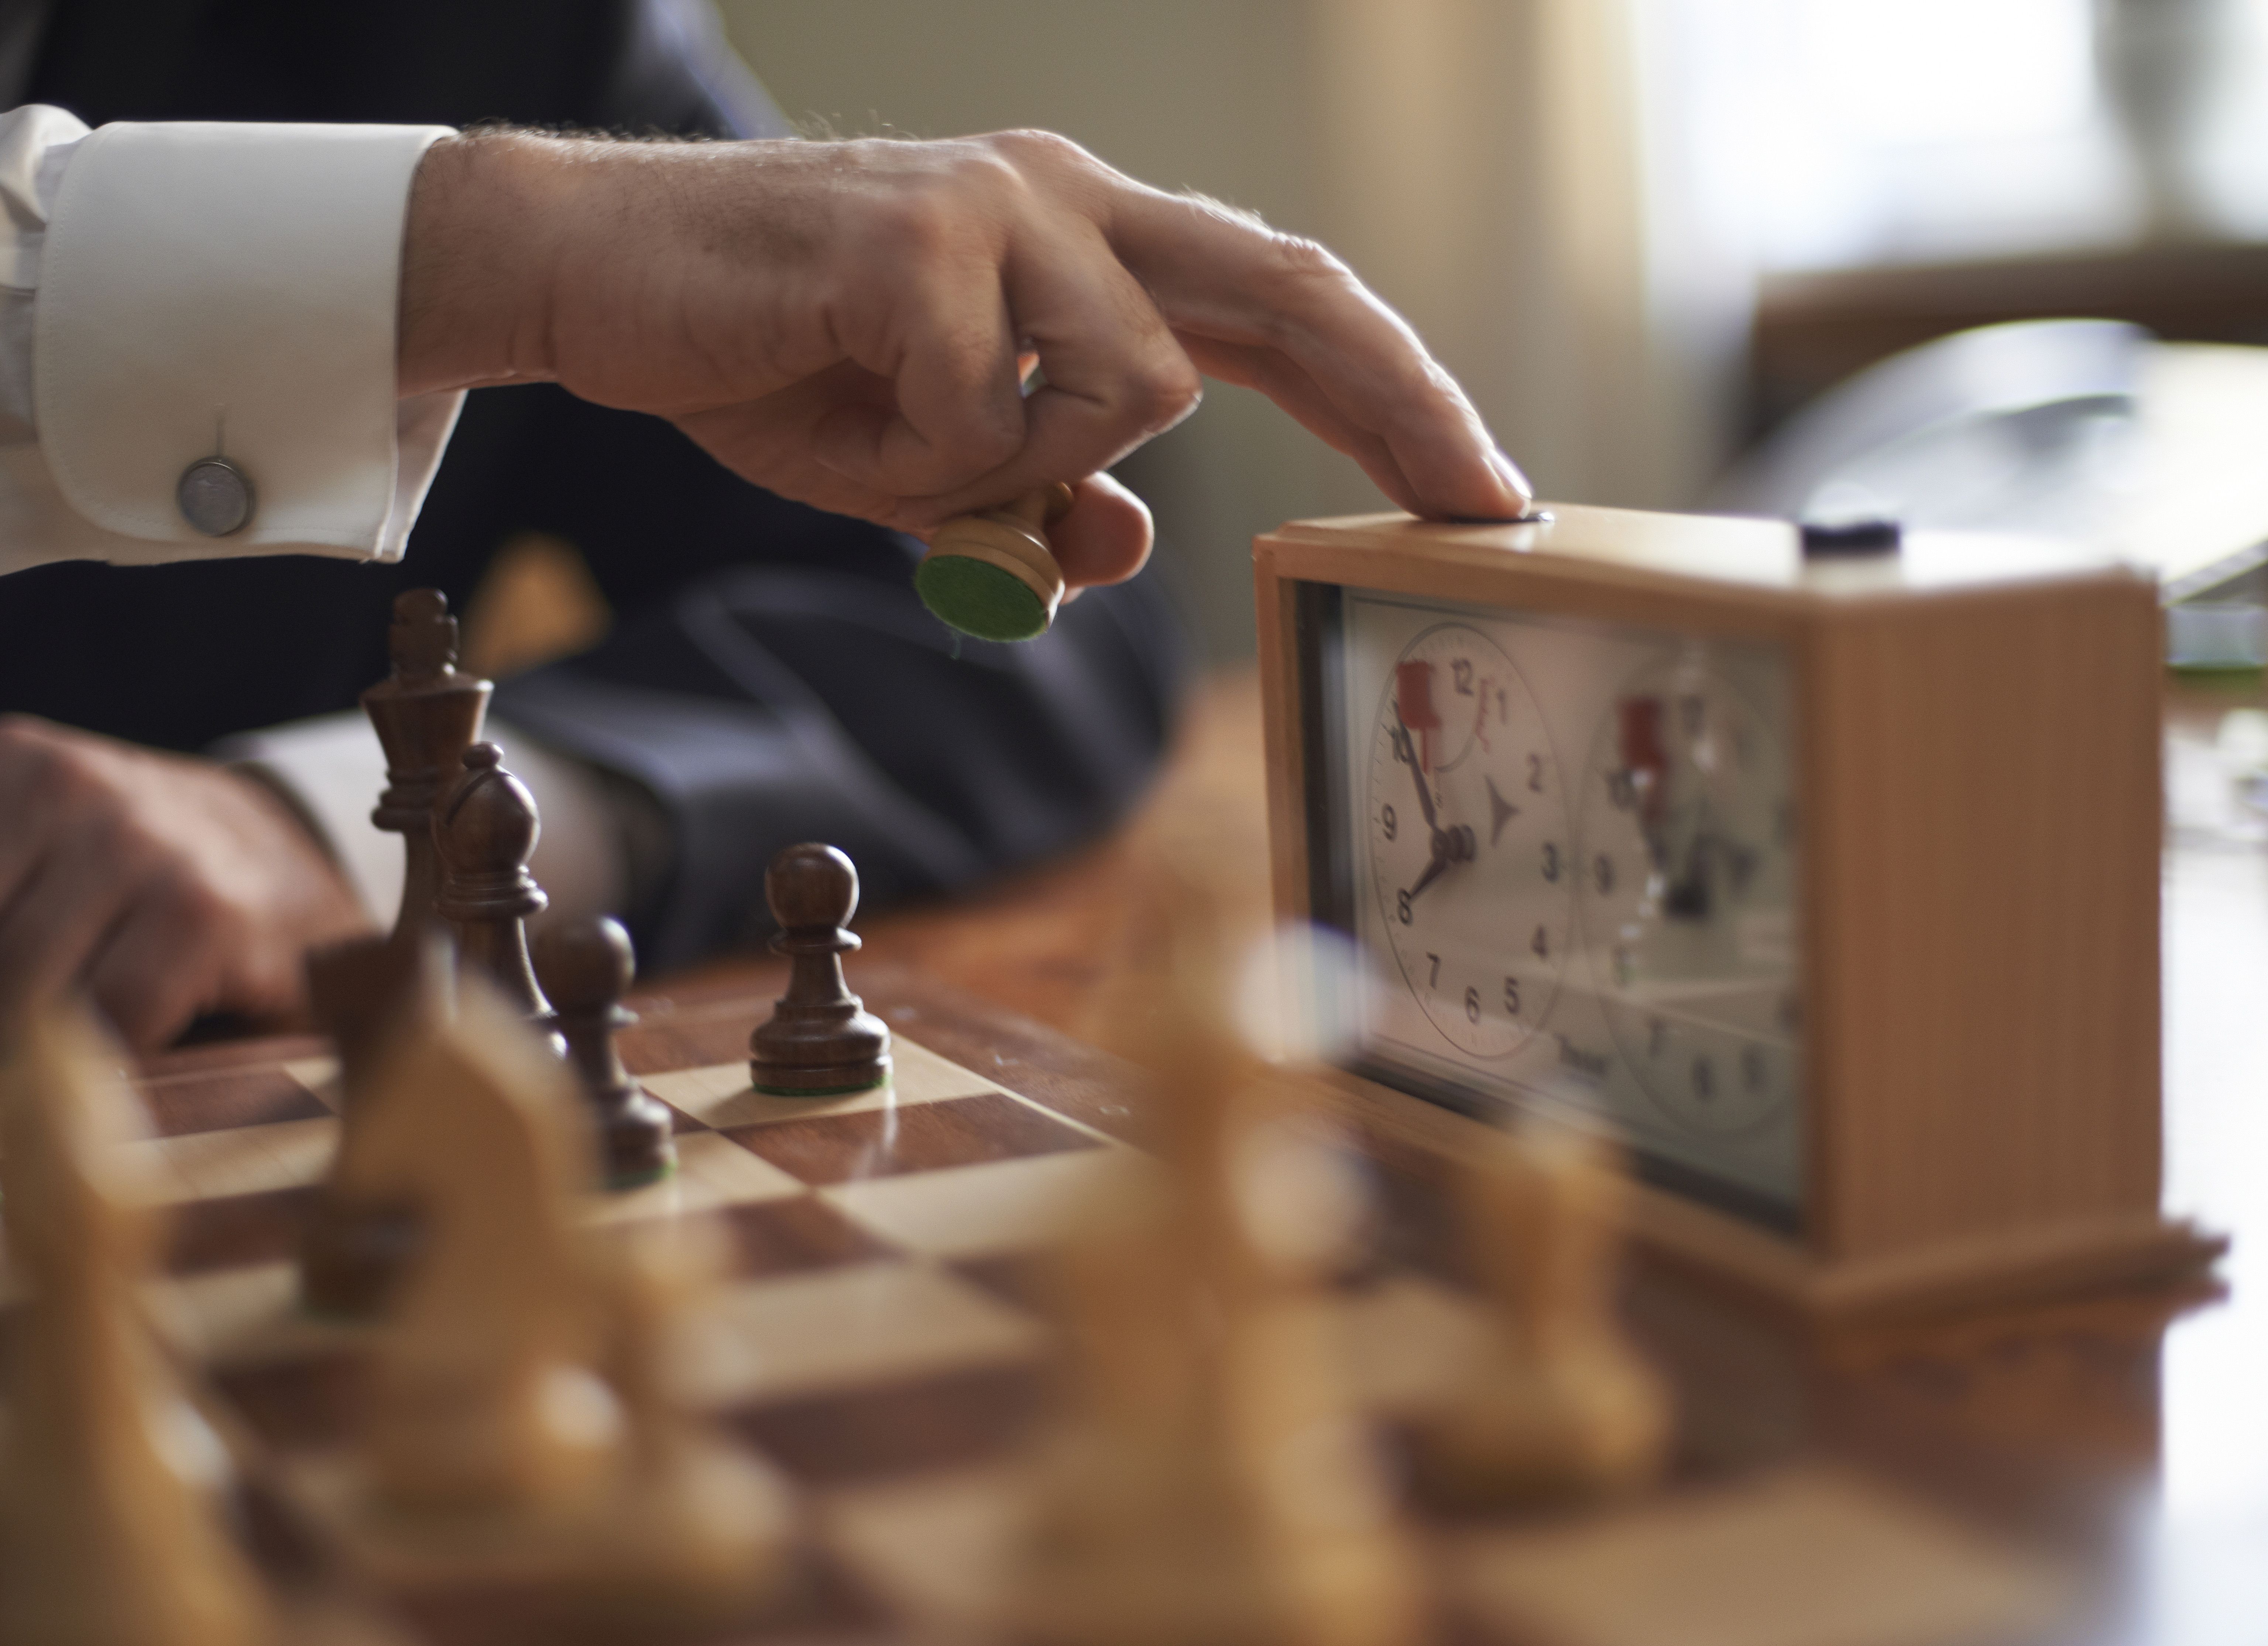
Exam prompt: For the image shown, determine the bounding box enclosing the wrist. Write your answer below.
[398,132,570,396]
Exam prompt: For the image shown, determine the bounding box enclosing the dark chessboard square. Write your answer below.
[713,1195,896,1279]
[214,1351,367,1451]
[167,1184,319,1275]
[720,1092,1099,1187]
[730,1362,1051,1487]
[399,1543,890,1646]
[617,1014,759,1077]
[138,1067,331,1137]
[950,1253,1059,1315]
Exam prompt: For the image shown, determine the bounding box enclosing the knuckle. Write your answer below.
[872,187,964,257]
[1126,356,1205,433]
[945,413,1022,472]
[1269,232,1352,282]
[983,128,1091,174]
[167,875,237,934]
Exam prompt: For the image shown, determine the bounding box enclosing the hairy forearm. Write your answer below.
[398,132,571,397]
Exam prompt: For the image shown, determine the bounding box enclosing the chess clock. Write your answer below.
[1255,505,2223,1317]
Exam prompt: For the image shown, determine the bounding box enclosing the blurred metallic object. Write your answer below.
[2097,0,2246,239]
[1710,318,2268,666]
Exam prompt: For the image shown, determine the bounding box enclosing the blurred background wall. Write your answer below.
[720,0,2268,663]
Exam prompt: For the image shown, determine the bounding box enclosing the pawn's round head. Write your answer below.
[532,916,636,1013]
[766,842,859,931]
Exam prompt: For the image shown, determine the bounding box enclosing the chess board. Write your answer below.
[118,965,2154,1646]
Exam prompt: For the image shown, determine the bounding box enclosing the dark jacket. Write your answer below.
[4,0,1185,966]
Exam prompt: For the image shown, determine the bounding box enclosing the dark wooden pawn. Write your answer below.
[433,743,555,1030]
[533,917,676,1190]
[297,933,448,1317]
[749,843,892,1096]
[362,589,492,950]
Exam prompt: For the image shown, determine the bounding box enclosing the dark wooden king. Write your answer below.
[361,589,492,950]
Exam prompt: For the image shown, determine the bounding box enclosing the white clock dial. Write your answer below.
[1574,651,1799,1134]
[1365,624,1574,1057]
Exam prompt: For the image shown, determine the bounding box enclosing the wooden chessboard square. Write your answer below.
[819,1147,1129,1261]
[721,1092,1102,1188]
[948,1252,1058,1313]
[1445,1466,2078,1646]
[615,1010,762,1076]
[818,1463,1030,1633]
[583,1130,805,1224]
[167,1184,321,1276]
[710,1195,900,1280]
[736,1362,1050,1488]
[1336,1273,1494,1420]
[279,1054,342,1106]
[890,1036,1018,1104]
[639,1035,1006,1136]
[686,1260,1045,1409]
[216,1350,366,1452]
[130,1114,340,1205]
[387,1542,893,1646]
[638,1062,929,1132]
[138,1065,334,1136]
[160,1259,367,1369]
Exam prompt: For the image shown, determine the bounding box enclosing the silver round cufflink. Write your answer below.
[177,456,254,537]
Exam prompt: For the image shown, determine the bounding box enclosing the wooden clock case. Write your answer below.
[1254,504,2224,1320]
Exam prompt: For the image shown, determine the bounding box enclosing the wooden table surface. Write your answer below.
[656,667,2268,1638]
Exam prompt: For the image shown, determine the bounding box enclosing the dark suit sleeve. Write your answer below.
[495,558,1186,969]
[14,0,1191,971]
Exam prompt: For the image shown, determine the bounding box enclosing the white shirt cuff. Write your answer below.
[12,116,461,574]
[213,709,627,934]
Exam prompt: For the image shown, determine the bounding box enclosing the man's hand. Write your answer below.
[398,130,1532,590]
[0,717,373,1049]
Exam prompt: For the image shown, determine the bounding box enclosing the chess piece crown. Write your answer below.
[363,588,491,947]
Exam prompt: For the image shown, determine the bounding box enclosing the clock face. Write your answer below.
[1363,624,1572,1058]
[1329,591,1803,1227]
[1573,654,1799,1138]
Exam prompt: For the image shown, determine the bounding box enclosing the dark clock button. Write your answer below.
[1799,517,1901,557]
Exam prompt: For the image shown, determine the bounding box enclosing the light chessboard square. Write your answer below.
[820,1148,1131,1260]
[1449,1466,2078,1646]
[686,1260,1046,1407]
[131,1115,341,1205]
[642,1036,1003,1132]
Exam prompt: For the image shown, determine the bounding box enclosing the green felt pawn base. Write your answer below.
[916,552,1053,643]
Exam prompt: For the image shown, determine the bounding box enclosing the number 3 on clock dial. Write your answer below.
[1367,623,1574,1058]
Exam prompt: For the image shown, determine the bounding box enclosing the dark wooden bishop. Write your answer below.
[749,843,892,1095]
[361,589,492,949]
[433,742,553,1026]
[532,917,676,1189]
